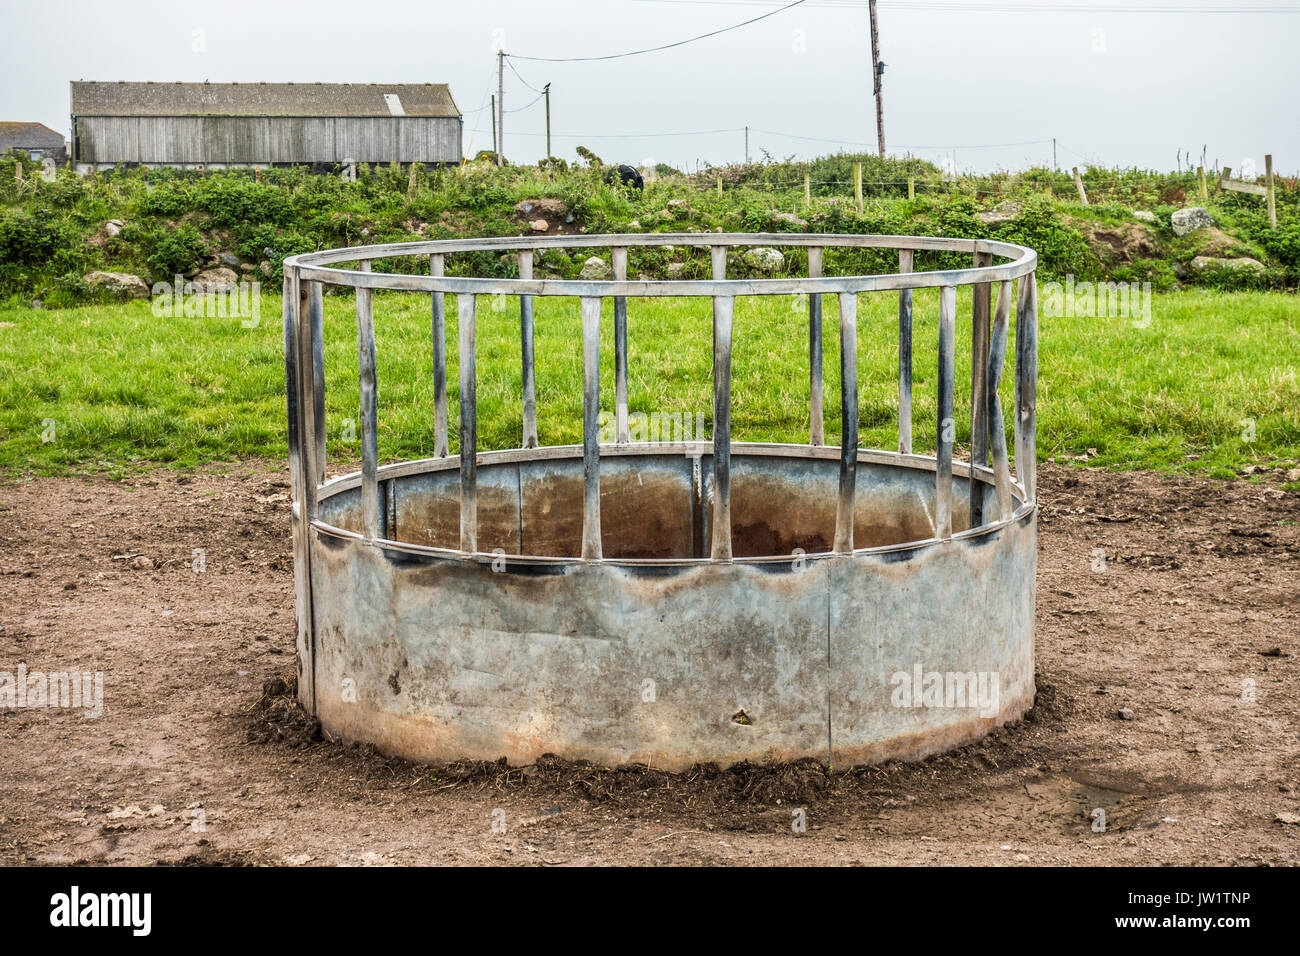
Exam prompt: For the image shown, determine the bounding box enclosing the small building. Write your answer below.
[70,81,462,171]
[0,121,67,165]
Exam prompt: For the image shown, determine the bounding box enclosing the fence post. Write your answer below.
[908,176,914,200]
[1072,167,1088,205]
[804,171,811,207]
[716,175,722,196]
[1266,154,1277,229]
[1197,165,1207,200]
[854,162,863,212]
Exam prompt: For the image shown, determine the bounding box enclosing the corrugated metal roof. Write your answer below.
[70,82,460,118]
[0,121,65,148]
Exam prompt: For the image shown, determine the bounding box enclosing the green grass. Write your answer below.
[0,288,1296,479]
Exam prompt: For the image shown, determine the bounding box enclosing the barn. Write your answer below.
[0,122,67,165]
[69,81,462,171]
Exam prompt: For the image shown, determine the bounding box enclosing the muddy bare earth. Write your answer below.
[0,463,1297,866]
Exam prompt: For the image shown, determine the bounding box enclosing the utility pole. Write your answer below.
[496,50,505,167]
[869,0,885,159]
[1053,137,1057,171]
[744,126,749,165]
[490,94,497,157]
[543,83,552,159]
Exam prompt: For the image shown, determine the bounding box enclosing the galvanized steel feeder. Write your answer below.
[282,233,1039,770]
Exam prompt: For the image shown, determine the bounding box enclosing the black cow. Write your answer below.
[603,164,644,191]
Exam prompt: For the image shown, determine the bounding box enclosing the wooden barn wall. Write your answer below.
[75,116,462,164]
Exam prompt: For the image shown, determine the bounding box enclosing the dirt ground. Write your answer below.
[1,462,1297,866]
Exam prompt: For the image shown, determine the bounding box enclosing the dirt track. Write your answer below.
[1,462,1297,866]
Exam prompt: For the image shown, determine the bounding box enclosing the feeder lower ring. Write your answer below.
[305,442,1036,769]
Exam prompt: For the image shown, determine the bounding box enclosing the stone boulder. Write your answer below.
[742,247,784,273]
[772,211,808,229]
[1190,255,1264,274]
[83,271,149,298]
[976,201,1023,226]
[1132,210,1157,224]
[1171,206,1214,236]
[192,267,239,291]
[1086,223,1159,263]
[579,256,611,280]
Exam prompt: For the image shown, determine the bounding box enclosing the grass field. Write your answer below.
[1,288,1296,480]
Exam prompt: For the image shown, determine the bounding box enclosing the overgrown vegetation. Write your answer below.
[0,150,1296,308]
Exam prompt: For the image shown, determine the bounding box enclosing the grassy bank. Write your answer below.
[1,289,1295,481]
[2,154,1297,308]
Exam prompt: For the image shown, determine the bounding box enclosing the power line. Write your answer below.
[506,0,810,62]
[505,91,547,114]
[635,0,1300,12]
[504,57,547,94]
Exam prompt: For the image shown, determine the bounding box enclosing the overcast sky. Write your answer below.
[3,0,1296,174]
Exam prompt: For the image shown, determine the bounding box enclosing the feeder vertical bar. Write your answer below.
[1014,277,1026,500]
[518,250,538,448]
[458,293,478,553]
[430,253,449,458]
[307,281,325,485]
[987,280,1013,521]
[970,246,993,528]
[612,246,630,444]
[580,296,603,560]
[711,294,735,561]
[935,284,956,540]
[834,292,858,553]
[898,248,914,454]
[283,266,316,712]
[355,260,382,541]
[711,245,727,281]
[1016,271,1038,503]
[807,246,824,446]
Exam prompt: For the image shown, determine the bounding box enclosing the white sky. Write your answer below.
[3,0,1297,174]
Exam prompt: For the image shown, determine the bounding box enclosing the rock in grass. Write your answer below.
[1171,206,1214,236]
[977,201,1023,226]
[579,256,610,280]
[83,271,149,299]
[192,266,239,291]
[742,247,784,273]
[1190,255,1264,274]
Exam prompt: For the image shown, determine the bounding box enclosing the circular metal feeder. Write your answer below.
[282,233,1039,770]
